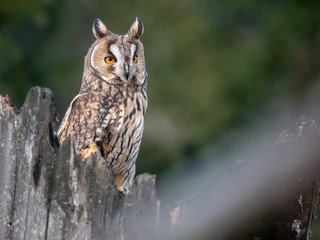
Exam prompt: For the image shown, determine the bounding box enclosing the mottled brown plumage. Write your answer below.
[58,18,147,193]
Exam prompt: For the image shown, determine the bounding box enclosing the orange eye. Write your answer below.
[105,57,115,64]
[133,55,138,63]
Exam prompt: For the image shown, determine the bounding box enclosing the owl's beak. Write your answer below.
[124,63,130,80]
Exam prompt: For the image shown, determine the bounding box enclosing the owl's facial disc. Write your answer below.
[90,35,146,86]
[108,44,138,82]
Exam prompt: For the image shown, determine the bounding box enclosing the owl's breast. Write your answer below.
[102,89,147,176]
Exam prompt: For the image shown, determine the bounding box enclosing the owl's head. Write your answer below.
[87,17,147,86]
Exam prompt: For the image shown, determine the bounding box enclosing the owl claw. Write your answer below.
[117,186,125,193]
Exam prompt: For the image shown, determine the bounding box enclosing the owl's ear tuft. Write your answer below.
[128,17,144,39]
[92,18,108,39]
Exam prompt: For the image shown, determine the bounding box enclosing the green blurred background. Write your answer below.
[1,0,320,236]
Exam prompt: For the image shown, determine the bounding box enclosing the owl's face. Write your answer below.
[89,18,147,86]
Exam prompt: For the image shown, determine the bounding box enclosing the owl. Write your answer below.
[57,17,148,194]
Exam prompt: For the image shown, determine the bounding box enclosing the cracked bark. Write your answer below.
[0,87,157,240]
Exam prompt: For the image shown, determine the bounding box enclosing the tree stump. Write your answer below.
[0,87,157,240]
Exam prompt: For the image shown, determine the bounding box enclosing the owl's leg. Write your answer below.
[114,174,127,193]
[114,164,135,194]
[81,142,98,161]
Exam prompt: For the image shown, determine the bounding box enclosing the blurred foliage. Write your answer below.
[1,0,320,236]
[1,0,320,183]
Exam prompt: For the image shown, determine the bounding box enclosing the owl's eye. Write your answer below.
[104,57,116,64]
[133,55,138,63]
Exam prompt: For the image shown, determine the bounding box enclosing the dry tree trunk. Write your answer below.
[0,87,157,240]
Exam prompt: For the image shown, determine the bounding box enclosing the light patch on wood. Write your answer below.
[152,174,156,185]
[81,142,98,161]
[0,94,14,116]
[170,205,180,232]
[292,219,302,234]
[156,199,161,230]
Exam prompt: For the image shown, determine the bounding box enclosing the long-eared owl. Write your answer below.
[57,17,148,193]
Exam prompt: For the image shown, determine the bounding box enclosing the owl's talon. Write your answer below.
[117,186,128,196]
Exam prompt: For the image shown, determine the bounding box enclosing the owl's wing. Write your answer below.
[57,91,124,150]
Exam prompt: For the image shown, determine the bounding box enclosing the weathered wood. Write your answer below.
[0,88,58,240]
[0,87,157,240]
[169,116,320,240]
[1,87,320,240]
[261,116,320,240]
[48,138,157,240]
